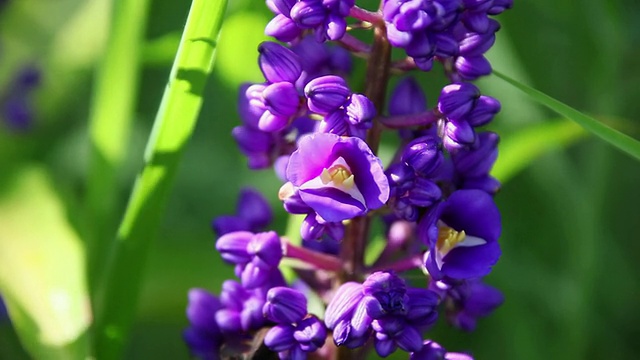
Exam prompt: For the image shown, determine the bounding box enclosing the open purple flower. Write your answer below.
[285,133,389,222]
[420,189,501,280]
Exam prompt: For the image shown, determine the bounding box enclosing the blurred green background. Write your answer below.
[0,0,639,358]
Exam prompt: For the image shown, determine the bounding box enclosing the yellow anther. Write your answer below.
[436,226,466,255]
[320,165,354,189]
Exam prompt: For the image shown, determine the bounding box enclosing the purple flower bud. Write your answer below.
[258,110,290,132]
[462,12,490,33]
[466,95,500,126]
[444,119,476,146]
[438,83,480,121]
[455,55,492,80]
[453,132,499,177]
[414,57,434,72]
[363,271,408,317]
[387,22,414,48]
[294,316,327,351]
[386,163,416,193]
[266,14,303,42]
[405,288,439,326]
[248,231,284,268]
[325,282,364,328]
[318,109,349,135]
[216,231,253,264]
[488,0,513,15]
[238,83,267,129]
[407,178,442,207]
[215,308,242,333]
[237,188,273,230]
[345,93,376,126]
[186,289,222,337]
[291,0,327,27]
[389,77,427,116]
[459,21,499,56]
[263,82,300,117]
[406,33,434,58]
[265,324,297,352]
[434,33,459,58]
[304,75,351,114]
[258,42,303,84]
[271,0,296,15]
[264,287,308,323]
[402,136,443,176]
[325,13,347,40]
[375,336,398,357]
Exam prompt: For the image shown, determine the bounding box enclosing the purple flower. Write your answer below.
[216,231,284,288]
[420,189,501,280]
[264,287,308,323]
[436,278,504,331]
[212,188,272,235]
[285,133,389,222]
[389,77,428,116]
[325,272,439,356]
[258,41,303,84]
[183,289,224,359]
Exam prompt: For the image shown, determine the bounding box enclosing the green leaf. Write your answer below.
[492,119,586,183]
[0,167,90,359]
[93,0,228,358]
[492,70,640,161]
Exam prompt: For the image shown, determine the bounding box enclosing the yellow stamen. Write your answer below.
[320,165,354,189]
[436,226,466,255]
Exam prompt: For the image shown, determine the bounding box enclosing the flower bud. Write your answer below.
[455,55,492,80]
[466,95,500,126]
[438,83,480,121]
[258,41,303,84]
[304,75,351,114]
[346,93,376,125]
[402,136,442,176]
[290,1,326,27]
[265,14,303,42]
[264,287,308,323]
[389,77,427,116]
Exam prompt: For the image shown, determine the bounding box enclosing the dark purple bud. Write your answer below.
[212,215,250,236]
[237,188,273,230]
[266,14,303,42]
[345,93,376,125]
[488,0,513,15]
[386,163,415,192]
[402,136,443,176]
[434,33,459,58]
[395,2,431,31]
[291,0,326,27]
[247,231,283,268]
[215,308,242,333]
[219,280,245,310]
[329,45,352,74]
[318,109,349,135]
[463,12,490,33]
[444,120,476,146]
[375,336,398,357]
[394,197,419,222]
[258,42,303,84]
[389,77,427,116]
[407,178,442,207]
[215,231,253,264]
[301,213,324,240]
[291,35,330,72]
[264,287,308,323]
[265,324,297,352]
[455,55,492,80]
[459,21,499,56]
[395,326,424,352]
[414,57,434,72]
[466,95,500,126]
[438,83,480,121]
[270,0,296,14]
[406,33,433,58]
[241,295,268,331]
[405,288,439,326]
[304,75,351,114]
[453,132,499,177]
[232,125,272,153]
[263,82,300,117]
[294,316,327,352]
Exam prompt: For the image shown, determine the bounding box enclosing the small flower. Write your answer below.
[264,287,308,323]
[284,133,389,222]
[212,188,272,236]
[420,189,501,280]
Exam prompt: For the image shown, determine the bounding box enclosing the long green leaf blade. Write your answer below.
[94,0,228,358]
[493,70,640,161]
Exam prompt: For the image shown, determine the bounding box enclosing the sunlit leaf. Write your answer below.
[492,119,586,183]
[493,70,640,161]
[0,167,90,359]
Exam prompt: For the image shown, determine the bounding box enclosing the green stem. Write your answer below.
[86,0,151,296]
[93,0,228,357]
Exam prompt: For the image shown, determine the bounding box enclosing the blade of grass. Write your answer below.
[86,0,151,296]
[492,69,640,161]
[93,0,228,357]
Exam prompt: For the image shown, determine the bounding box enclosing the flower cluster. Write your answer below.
[186,0,512,358]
